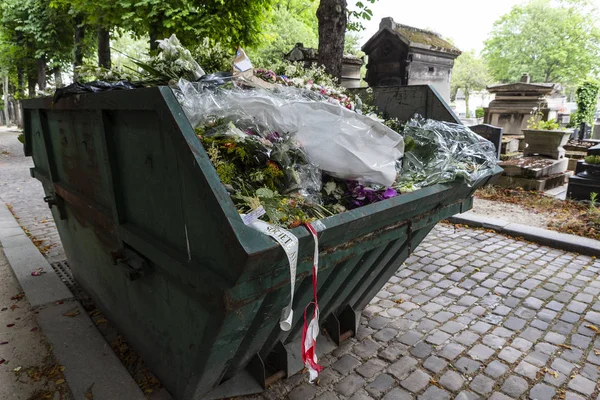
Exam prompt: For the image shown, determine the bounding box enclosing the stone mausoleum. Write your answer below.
[361,17,461,103]
[484,74,561,136]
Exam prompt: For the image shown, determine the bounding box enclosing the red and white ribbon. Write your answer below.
[302,222,323,382]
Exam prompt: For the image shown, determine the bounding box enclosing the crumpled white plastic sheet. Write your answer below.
[176,79,404,186]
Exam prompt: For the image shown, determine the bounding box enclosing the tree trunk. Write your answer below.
[465,90,470,118]
[36,56,46,91]
[3,75,11,127]
[149,21,160,51]
[74,15,85,80]
[316,0,347,81]
[98,27,111,69]
[16,66,24,98]
[27,75,36,98]
[54,66,63,88]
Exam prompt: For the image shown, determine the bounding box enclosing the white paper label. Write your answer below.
[242,206,266,225]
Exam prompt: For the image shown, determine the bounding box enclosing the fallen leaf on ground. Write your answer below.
[557,344,572,350]
[31,268,46,276]
[0,341,8,345]
[10,293,24,301]
[10,304,18,310]
[594,349,600,356]
[586,325,600,333]
[95,318,108,324]
[55,379,65,385]
[6,324,14,328]
[13,366,21,372]
[0,359,5,365]
[62,309,80,318]
[1,307,7,311]
[30,327,38,332]
[394,299,404,304]
[89,310,101,317]
[429,378,442,388]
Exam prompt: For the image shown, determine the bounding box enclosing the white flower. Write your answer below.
[324,181,337,195]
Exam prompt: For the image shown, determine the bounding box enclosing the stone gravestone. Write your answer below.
[567,143,600,200]
[578,122,592,140]
[469,124,503,160]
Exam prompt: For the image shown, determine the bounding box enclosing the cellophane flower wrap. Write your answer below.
[398,116,498,188]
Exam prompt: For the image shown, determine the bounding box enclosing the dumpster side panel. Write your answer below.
[51,218,223,398]
[105,110,188,254]
[44,110,114,209]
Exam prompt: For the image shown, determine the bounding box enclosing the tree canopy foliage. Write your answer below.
[0,0,375,100]
[451,51,493,117]
[248,0,319,67]
[483,0,600,87]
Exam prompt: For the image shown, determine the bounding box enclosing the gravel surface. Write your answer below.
[470,198,551,229]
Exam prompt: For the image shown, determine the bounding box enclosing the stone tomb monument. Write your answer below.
[361,17,461,103]
[496,126,571,191]
[567,144,600,201]
[484,74,561,155]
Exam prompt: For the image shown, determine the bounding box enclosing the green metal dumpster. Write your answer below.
[23,86,502,400]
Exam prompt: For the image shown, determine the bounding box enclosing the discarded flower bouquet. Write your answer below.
[175,76,498,229]
[61,35,499,229]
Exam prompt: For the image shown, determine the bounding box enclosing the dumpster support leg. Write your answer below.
[324,305,359,346]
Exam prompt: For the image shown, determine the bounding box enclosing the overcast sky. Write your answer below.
[357,0,600,54]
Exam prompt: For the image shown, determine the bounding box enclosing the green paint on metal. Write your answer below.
[23,87,502,399]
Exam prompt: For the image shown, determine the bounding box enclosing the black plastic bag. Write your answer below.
[53,81,139,103]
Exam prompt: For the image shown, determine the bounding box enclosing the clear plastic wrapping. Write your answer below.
[399,116,498,187]
[175,79,404,187]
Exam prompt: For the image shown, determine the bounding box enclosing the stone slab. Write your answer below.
[495,172,571,191]
[0,202,73,307]
[448,212,600,257]
[36,300,147,400]
[568,158,581,171]
[501,138,519,154]
[500,157,568,178]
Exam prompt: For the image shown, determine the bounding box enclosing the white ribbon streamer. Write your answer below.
[246,219,299,331]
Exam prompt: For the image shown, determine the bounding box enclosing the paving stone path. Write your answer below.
[2,128,600,400]
[0,127,65,263]
[253,226,600,400]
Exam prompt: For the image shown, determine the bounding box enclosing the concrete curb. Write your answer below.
[448,211,600,257]
[0,202,145,400]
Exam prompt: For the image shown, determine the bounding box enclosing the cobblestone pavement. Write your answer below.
[255,226,600,400]
[2,128,600,400]
[0,127,65,263]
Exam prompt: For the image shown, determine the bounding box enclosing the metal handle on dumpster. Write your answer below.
[42,194,67,220]
[115,247,151,281]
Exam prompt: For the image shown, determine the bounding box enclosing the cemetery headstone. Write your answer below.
[567,143,600,200]
[469,124,503,160]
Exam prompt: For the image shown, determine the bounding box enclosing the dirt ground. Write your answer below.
[470,197,551,228]
[0,248,71,400]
